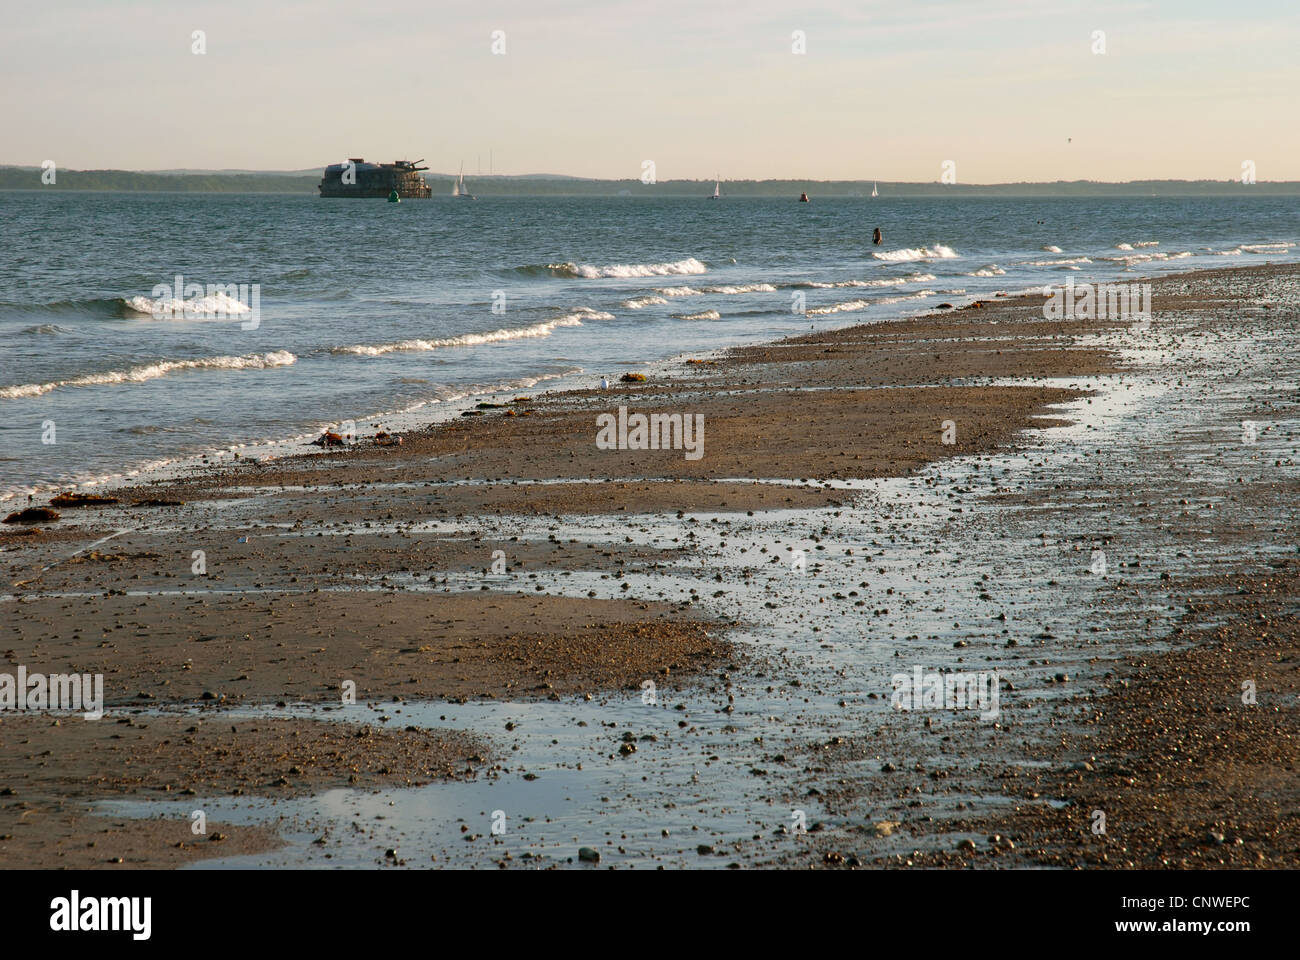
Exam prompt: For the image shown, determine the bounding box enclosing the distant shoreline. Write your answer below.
[4,167,1300,197]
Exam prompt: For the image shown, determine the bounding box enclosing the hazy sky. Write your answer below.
[3,0,1297,181]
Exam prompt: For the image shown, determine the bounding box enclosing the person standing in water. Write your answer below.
[872,227,883,245]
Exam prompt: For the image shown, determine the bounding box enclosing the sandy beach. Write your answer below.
[3,261,1296,869]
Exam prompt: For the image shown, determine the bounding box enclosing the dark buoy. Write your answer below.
[872,227,883,245]
[799,192,810,202]
[387,189,400,203]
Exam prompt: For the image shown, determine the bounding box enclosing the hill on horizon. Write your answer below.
[2,165,1297,197]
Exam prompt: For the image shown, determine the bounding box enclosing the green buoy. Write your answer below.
[388,189,400,203]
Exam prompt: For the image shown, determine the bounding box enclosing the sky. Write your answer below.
[2,0,1298,182]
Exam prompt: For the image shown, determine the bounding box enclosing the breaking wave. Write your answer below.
[807,299,870,316]
[790,274,936,289]
[877,290,939,305]
[0,351,296,400]
[871,245,958,262]
[807,289,936,316]
[123,291,253,318]
[521,258,707,279]
[674,309,721,321]
[967,265,1006,277]
[1101,250,1195,264]
[654,282,777,297]
[331,311,602,357]
[622,295,669,309]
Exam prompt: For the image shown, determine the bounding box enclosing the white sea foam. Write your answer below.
[1115,243,1134,251]
[701,283,776,294]
[967,265,1006,277]
[876,290,938,305]
[1101,250,1194,264]
[809,290,937,315]
[333,312,600,357]
[674,309,722,321]
[653,282,776,296]
[871,245,959,262]
[1133,241,1160,248]
[560,257,707,279]
[1020,257,1093,266]
[0,368,585,505]
[124,291,252,318]
[1041,245,1063,253]
[1241,242,1294,254]
[807,299,871,316]
[622,295,669,309]
[0,350,296,399]
[797,274,935,289]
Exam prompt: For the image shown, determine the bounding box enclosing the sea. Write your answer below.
[1,190,1296,502]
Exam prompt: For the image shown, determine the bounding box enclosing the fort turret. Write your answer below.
[318,158,432,198]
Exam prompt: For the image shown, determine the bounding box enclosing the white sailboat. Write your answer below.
[871,182,879,198]
[710,176,720,200]
[453,163,475,199]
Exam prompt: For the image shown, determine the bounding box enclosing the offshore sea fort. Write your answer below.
[317,158,433,199]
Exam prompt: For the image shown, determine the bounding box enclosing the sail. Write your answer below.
[871,182,878,197]
[713,181,720,197]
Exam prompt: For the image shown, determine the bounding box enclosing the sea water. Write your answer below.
[1,191,1296,499]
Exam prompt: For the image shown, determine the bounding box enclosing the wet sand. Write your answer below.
[0,713,488,869]
[797,556,1300,869]
[3,261,1297,868]
[4,591,729,706]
